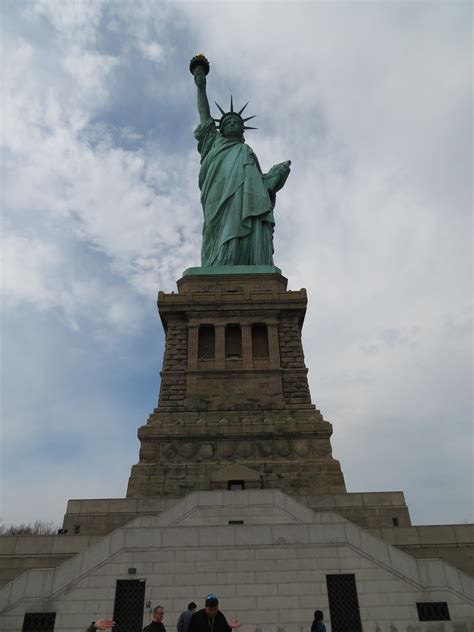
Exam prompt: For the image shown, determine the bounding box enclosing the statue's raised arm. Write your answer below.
[189,54,291,268]
[190,54,211,123]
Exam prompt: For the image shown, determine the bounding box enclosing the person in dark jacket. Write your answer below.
[310,610,326,632]
[143,605,166,632]
[177,602,197,632]
[85,619,115,631]
[188,595,241,632]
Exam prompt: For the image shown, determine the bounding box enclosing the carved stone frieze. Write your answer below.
[275,439,291,457]
[293,439,310,456]
[220,442,236,458]
[139,436,322,464]
[178,442,196,458]
[236,441,254,458]
[199,443,215,459]
[257,440,272,457]
[162,444,177,459]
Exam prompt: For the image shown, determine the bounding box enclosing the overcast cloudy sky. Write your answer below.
[1,0,472,528]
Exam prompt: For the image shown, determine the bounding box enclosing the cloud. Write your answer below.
[2,2,202,332]
[2,234,62,311]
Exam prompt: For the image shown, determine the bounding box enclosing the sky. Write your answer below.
[1,0,472,528]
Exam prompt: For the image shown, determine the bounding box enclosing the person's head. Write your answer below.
[204,595,219,619]
[313,610,323,622]
[220,114,244,141]
[188,602,197,612]
[153,606,164,623]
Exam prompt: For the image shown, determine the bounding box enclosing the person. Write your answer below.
[311,610,326,632]
[177,601,197,632]
[188,595,241,632]
[192,58,291,267]
[143,605,166,632]
[85,620,115,631]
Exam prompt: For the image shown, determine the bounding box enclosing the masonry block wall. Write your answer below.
[127,272,346,498]
[158,317,188,409]
[279,312,312,405]
[1,492,473,632]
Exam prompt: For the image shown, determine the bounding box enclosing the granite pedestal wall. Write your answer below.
[61,491,411,536]
[0,535,103,590]
[2,512,471,591]
[127,271,346,498]
[1,491,472,632]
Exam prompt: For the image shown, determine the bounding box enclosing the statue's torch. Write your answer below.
[189,53,210,76]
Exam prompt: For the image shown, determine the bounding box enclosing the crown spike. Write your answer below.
[238,102,249,116]
[230,95,234,113]
[242,115,256,123]
[215,101,225,115]
[244,126,258,130]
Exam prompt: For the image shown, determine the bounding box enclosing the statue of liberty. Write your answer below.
[190,54,291,267]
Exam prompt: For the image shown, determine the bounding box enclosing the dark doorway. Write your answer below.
[228,480,245,490]
[113,579,146,632]
[326,574,362,632]
[22,612,56,631]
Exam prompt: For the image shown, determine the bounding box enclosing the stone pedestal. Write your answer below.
[127,271,346,497]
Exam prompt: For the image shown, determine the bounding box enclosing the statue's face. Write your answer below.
[221,115,243,140]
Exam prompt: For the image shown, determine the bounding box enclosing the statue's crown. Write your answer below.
[214,96,257,131]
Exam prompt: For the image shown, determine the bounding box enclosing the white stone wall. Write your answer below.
[1,491,472,632]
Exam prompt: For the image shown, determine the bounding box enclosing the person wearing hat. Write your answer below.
[188,595,241,632]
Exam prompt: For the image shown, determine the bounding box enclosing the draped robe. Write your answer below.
[195,117,275,266]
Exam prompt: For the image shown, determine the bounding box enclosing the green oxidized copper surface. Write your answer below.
[183,264,282,277]
[191,54,291,268]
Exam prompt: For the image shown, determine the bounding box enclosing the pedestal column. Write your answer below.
[215,324,225,369]
[241,322,253,369]
[188,325,198,369]
[268,321,281,369]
